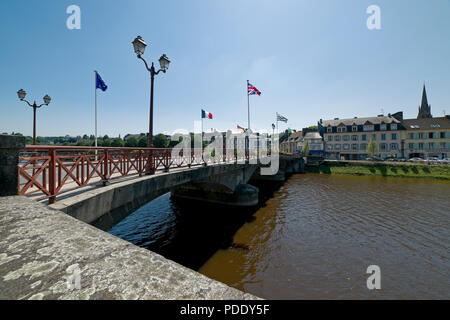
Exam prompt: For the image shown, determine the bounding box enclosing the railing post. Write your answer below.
[48,148,56,204]
[223,133,226,163]
[0,135,25,196]
[256,132,260,162]
[245,134,249,164]
[234,136,237,163]
[147,149,155,175]
[103,148,110,185]
[164,149,170,172]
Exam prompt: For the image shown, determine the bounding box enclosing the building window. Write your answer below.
[419,143,424,149]
[360,143,367,150]
[334,144,341,150]
[335,135,341,141]
[352,126,357,132]
[363,125,374,132]
[391,143,398,150]
[372,134,377,140]
[380,124,387,131]
[337,126,346,133]
[362,134,367,141]
[326,144,333,151]
[381,133,386,141]
[380,143,387,151]
[352,135,358,141]
[343,135,349,141]
[392,133,397,140]
[328,135,333,141]
[391,124,397,130]
[352,144,358,151]
[327,127,332,133]
[408,143,414,149]
[429,142,434,149]
[440,132,445,139]
[418,133,424,139]
[440,142,446,149]
[409,133,415,139]
[429,132,434,139]
[343,144,350,150]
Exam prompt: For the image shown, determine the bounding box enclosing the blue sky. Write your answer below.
[0,0,449,137]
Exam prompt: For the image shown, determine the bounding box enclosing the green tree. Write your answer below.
[125,136,138,147]
[102,139,112,147]
[153,134,169,148]
[111,138,124,147]
[138,136,148,147]
[103,135,109,140]
[302,141,310,155]
[36,136,45,144]
[366,137,379,156]
[82,134,89,140]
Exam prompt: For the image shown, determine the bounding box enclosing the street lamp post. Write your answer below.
[132,36,170,148]
[17,89,51,145]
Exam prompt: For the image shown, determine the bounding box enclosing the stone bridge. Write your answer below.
[0,134,304,300]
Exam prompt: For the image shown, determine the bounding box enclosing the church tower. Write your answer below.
[417,85,432,118]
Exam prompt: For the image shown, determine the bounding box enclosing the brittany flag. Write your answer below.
[248,82,261,96]
[201,109,213,119]
[237,125,245,132]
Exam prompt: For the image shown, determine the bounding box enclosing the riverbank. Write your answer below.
[306,161,450,180]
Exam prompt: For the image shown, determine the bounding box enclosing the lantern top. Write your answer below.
[159,54,170,72]
[132,36,147,56]
[43,95,51,105]
[17,89,26,100]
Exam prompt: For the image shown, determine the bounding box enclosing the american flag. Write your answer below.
[248,82,261,96]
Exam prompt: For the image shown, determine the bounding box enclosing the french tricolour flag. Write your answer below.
[201,109,213,119]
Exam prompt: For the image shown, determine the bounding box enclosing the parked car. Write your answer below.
[366,156,383,161]
[408,157,423,163]
[427,157,440,165]
[438,158,449,164]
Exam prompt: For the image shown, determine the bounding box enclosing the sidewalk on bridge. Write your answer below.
[0,196,258,300]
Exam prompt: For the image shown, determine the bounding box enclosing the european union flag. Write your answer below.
[96,72,108,92]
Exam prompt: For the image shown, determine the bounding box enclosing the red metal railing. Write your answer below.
[17,144,260,203]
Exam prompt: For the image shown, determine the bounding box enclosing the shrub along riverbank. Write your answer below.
[306,162,450,180]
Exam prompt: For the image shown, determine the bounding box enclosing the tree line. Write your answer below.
[1,132,175,148]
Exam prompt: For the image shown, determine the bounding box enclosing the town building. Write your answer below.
[280,131,303,154]
[319,85,450,160]
[297,132,324,155]
[401,85,450,159]
[319,114,402,160]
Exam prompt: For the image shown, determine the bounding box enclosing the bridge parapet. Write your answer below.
[0,134,26,196]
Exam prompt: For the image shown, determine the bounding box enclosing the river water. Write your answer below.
[109,174,450,299]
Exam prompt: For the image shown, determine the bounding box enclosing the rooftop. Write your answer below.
[403,116,450,130]
[322,115,401,127]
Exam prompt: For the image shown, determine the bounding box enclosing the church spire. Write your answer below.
[421,85,428,109]
[417,84,432,118]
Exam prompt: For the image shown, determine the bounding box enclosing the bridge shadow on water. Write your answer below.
[108,180,285,271]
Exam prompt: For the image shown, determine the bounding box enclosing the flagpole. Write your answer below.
[201,109,204,164]
[94,70,98,157]
[247,80,250,132]
[276,113,279,135]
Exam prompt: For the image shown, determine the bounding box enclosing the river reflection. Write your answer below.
[109,174,450,299]
[199,174,450,299]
